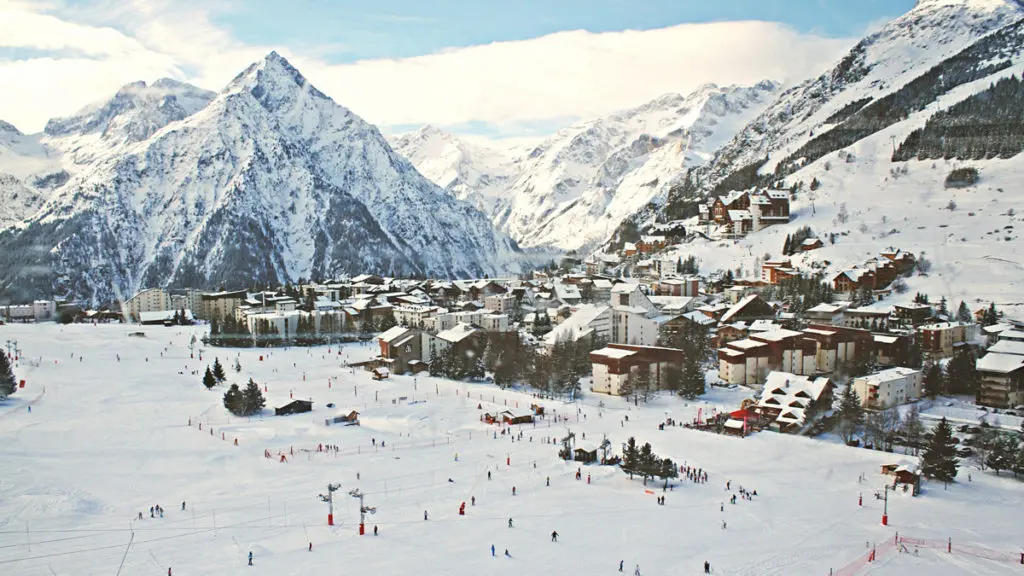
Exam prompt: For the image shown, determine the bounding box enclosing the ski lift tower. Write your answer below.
[318,483,341,525]
[349,488,376,535]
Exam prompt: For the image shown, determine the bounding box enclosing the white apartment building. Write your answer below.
[851,367,923,409]
[125,288,171,322]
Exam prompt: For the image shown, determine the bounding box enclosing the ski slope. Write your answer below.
[1,323,1022,575]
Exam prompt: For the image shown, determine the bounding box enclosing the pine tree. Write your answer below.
[923,362,944,397]
[956,301,973,323]
[835,386,865,444]
[985,434,1016,475]
[223,383,244,415]
[202,367,217,390]
[945,349,978,396]
[241,378,266,416]
[621,437,639,479]
[981,303,999,326]
[921,417,959,484]
[658,458,678,487]
[639,442,657,481]
[902,404,925,456]
[678,355,705,399]
[0,352,17,399]
[937,297,949,318]
[212,358,226,383]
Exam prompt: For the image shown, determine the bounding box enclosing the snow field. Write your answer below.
[0,323,1022,575]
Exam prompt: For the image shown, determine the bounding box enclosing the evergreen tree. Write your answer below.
[956,301,973,323]
[981,303,999,326]
[920,417,959,484]
[1013,441,1024,478]
[621,437,639,479]
[902,404,925,456]
[428,349,443,377]
[945,349,979,396]
[937,297,949,318]
[658,458,679,487]
[378,313,397,331]
[0,352,17,399]
[678,354,706,399]
[638,442,657,481]
[212,358,226,383]
[241,378,266,416]
[985,434,1016,475]
[202,367,217,390]
[835,386,865,444]
[223,383,244,414]
[923,362,945,397]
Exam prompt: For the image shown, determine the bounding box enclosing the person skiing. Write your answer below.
[150,507,154,518]
[721,520,727,530]
[546,476,550,486]
[308,542,312,552]
[704,560,711,574]
[182,501,186,511]
[471,496,476,506]
[504,549,511,558]
[168,568,172,576]
[512,486,516,495]
[248,551,253,566]
[488,471,492,480]
[635,565,641,576]
[508,518,513,528]
[491,544,496,557]
[619,560,624,572]
[424,510,428,521]
[551,530,558,542]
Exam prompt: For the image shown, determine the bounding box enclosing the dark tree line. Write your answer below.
[894,75,1024,162]
[773,21,1021,179]
[0,352,17,399]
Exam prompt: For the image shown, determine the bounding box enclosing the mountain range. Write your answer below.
[0,53,523,305]
[392,81,781,252]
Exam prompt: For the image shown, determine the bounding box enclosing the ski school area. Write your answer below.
[1,323,1022,575]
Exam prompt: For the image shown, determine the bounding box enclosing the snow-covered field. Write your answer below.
[1,324,1022,575]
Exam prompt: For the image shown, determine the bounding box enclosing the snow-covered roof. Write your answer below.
[724,419,745,430]
[748,319,782,333]
[854,367,920,385]
[976,353,1024,374]
[613,305,648,315]
[611,282,639,294]
[987,340,1024,356]
[593,279,613,289]
[554,283,582,301]
[641,235,666,243]
[727,338,767,350]
[806,303,847,314]
[800,238,822,246]
[873,335,899,344]
[759,372,831,406]
[728,210,752,221]
[543,304,610,346]
[998,329,1024,341]
[437,323,482,344]
[377,326,410,343]
[683,311,716,326]
[751,328,803,342]
[624,242,637,251]
[720,294,764,324]
[591,347,637,360]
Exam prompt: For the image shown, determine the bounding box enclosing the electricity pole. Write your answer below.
[349,489,376,535]
[318,483,341,526]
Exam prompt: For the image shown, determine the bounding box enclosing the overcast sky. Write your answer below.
[0,0,915,139]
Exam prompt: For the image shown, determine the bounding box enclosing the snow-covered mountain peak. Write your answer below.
[0,120,22,136]
[42,79,215,146]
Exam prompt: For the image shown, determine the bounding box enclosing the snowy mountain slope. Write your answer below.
[389,126,522,215]
[661,0,1024,209]
[395,83,779,252]
[0,53,523,304]
[499,81,779,251]
[0,121,66,227]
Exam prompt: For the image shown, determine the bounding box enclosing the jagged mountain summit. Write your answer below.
[395,81,779,252]
[0,52,522,305]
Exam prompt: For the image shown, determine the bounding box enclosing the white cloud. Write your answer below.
[0,1,855,138]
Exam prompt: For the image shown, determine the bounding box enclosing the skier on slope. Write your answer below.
[508,518,513,528]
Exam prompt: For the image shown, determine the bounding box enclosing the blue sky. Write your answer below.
[214,0,917,63]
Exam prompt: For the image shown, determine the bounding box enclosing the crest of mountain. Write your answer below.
[500,81,779,251]
[390,125,522,215]
[659,0,1024,214]
[393,82,779,252]
[0,52,522,305]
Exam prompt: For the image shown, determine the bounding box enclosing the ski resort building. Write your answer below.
[851,367,923,410]
[976,343,1024,408]
[589,344,685,396]
[754,372,833,433]
[125,288,171,322]
[918,321,980,358]
[703,189,791,238]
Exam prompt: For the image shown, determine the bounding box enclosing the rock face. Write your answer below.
[0,52,522,305]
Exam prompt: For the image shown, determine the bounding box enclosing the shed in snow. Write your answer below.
[275,399,313,416]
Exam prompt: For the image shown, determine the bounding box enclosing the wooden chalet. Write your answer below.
[275,399,313,416]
